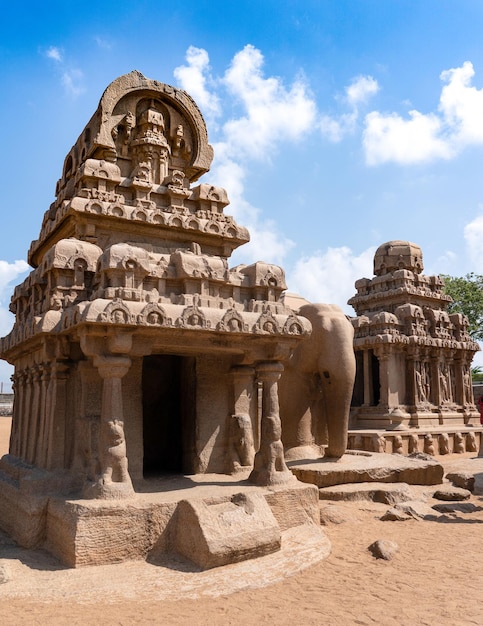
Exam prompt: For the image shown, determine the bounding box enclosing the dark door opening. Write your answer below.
[142,354,196,476]
[370,351,380,406]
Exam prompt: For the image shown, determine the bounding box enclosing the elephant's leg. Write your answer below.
[318,355,355,458]
[279,369,321,460]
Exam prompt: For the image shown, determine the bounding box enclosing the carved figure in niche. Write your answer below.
[279,303,356,459]
[463,367,472,404]
[372,434,386,453]
[263,321,275,333]
[147,311,162,325]
[167,169,185,191]
[466,431,477,452]
[64,290,77,307]
[252,415,289,475]
[50,290,64,311]
[438,433,450,455]
[228,317,241,331]
[99,419,131,485]
[408,433,419,454]
[424,433,435,456]
[112,309,128,324]
[415,367,426,403]
[393,434,404,454]
[453,432,465,454]
[439,366,450,403]
[227,414,255,473]
[189,313,201,326]
[172,125,190,158]
[112,111,136,156]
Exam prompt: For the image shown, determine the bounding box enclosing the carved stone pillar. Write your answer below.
[45,362,70,470]
[83,355,134,499]
[19,369,30,460]
[35,363,51,467]
[249,362,294,486]
[9,372,20,456]
[227,365,256,473]
[27,366,41,464]
[374,349,389,409]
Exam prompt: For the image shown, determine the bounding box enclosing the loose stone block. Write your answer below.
[291,452,444,488]
[319,482,413,504]
[174,493,281,569]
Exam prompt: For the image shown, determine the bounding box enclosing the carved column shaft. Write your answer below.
[249,362,293,486]
[83,355,134,499]
[27,367,41,464]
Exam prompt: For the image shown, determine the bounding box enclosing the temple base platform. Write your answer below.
[0,456,321,569]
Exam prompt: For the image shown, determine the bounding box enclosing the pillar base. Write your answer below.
[82,479,135,500]
[249,467,296,486]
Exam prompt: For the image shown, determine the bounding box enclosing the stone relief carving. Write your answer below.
[227,414,255,473]
[424,433,435,456]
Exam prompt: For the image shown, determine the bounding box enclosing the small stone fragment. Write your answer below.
[432,502,482,514]
[368,539,399,561]
[474,474,483,496]
[394,501,439,520]
[0,562,11,584]
[446,472,475,492]
[433,486,471,501]
[380,507,412,521]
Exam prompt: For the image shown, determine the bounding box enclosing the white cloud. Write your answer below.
[0,260,29,391]
[287,246,376,314]
[175,45,315,264]
[363,110,452,165]
[464,207,483,273]
[426,250,458,276]
[174,46,221,120]
[94,36,113,50]
[346,75,379,106]
[320,74,379,142]
[439,61,483,146]
[46,46,62,62]
[0,260,29,337]
[221,45,316,160]
[363,61,483,165]
[62,69,86,98]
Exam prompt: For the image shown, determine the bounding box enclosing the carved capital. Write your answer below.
[93,355,131,380]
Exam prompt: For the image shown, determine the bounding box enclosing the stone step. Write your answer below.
[319,482,414,504]
[290,451,444,488]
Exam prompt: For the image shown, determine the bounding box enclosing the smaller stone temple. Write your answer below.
[348,241,481,454]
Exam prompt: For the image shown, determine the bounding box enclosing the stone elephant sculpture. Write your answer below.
[279,303,356,460]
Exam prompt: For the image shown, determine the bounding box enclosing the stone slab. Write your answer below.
[318,482,414,504]
[174,493,281,569]
[290,452,444,488]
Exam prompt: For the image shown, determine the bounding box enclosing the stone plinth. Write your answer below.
[290,452,444,488]
[1,472,320,568]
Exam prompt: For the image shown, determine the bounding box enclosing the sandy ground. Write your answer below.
[0,415,482,626]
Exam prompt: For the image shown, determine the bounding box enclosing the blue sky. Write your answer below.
[1,0,483,388]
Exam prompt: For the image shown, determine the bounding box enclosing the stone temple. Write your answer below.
[0,72,320,567]
[348,240,482,454]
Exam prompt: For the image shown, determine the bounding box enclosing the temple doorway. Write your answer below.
[142,354,196,475]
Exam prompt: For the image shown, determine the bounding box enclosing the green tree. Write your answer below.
[441,272,483,341]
